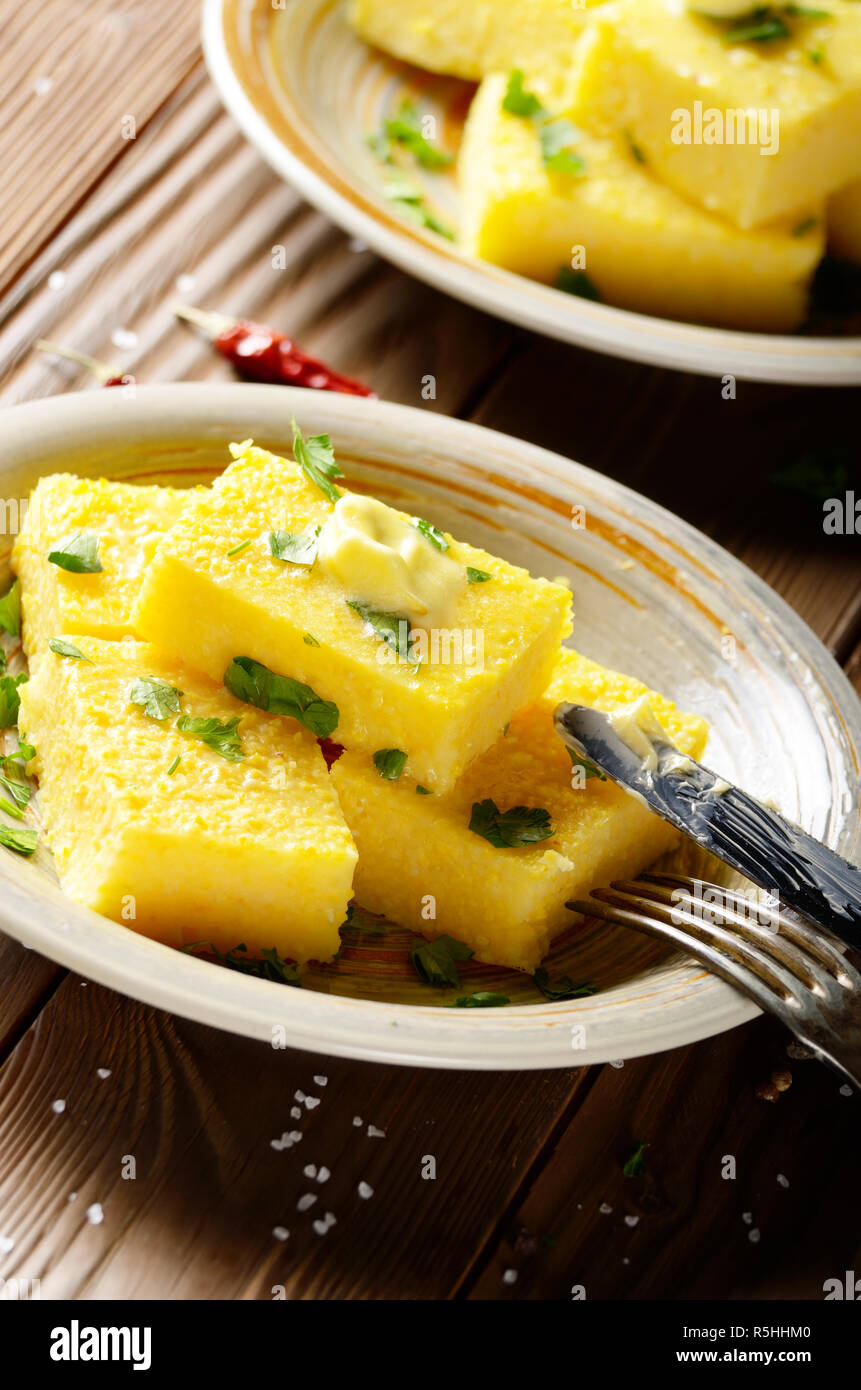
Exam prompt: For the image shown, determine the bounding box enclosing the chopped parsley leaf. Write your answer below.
[291,418,343,504]
[49,638,90,662]
[47,531,103,573]
[0,773,31,813]
[723,14,790,42]
[129,676,183,721]
[224,655,339,738]
[372,748,408,780]
[469,798,553,848]
[347,599,418,665]
[466,566,491,584]
[623,1141,648,1177]
[1,739,35,771]
[383,177,455,239]
[303,632,320,646]
[0,580,20,637]
[176,714,245,762]
[269,528,320,565]
[502,69,546,119]
[410,934,474,988]
[181,940,302,986]
[792,216,819,238]
[383,99,453,170]
[415,784,432,795]
[556,266,602,301]
[166,755,181,776]
[0,823,38,856]
[226,538,252,558]
[533,967,596,1001]
[540,118,586,176]
[624,128,647,165]
[450,992,510,1008]
[413,517,449,552]
[0,673,27,730]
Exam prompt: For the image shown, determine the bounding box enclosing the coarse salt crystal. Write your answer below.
[86,1203,104,1225]
[297,1193,317,1212]
[51,1099,66,1114]
[358,1182,373,1200]
[272,1226,289,1242]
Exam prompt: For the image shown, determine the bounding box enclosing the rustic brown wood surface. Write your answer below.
[0,0,859,1302]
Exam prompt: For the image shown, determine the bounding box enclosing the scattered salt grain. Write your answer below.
[34,76,53,95]
[367,1125,385,1139]
[68,1193,77,1203]
[599,1203,613,1215]
[304,1096,321,1111]
[175,274,196,295]
[624,1215,639,1228]
[86,1203,104,1226]
[316,1167,330,1184]
[272,1226,289,1242]
[313,1075,328,1087]
[294,1090,306,1103]
[609,1060,624,1069]
[312,1211,336,1236]
[742,1212,753,1225]
[358,1182,373,1200]
[776,1174,789,1189]
[303,1164,317,1180]
[96,1068,111,1080]
[290,1107,302,1120]
[297,1193,317,1212]
[51,1099,66,1114]
[748,1228,761,1244]
[352,1116,363,1127]
[839,1084,853,1097]
[111,328,138,351]
[502,1269,518,1285]
[0,1236,13,1254]
[47,270,66,291]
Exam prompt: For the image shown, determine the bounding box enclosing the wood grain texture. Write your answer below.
[0,977,585,1300]
[0,937,61,1060]
[0,0,201,295]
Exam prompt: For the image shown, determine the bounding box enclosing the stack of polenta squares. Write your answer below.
[351,0,861,330]
[10,439,706,977]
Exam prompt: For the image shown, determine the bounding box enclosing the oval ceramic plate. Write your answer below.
[1,384,859,1068]
[202,0,861,386]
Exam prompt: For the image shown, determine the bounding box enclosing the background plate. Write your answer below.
[202,0,861,386]
[0,383,859,1067]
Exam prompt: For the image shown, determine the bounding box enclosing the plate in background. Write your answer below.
[202,0,861,386]
[0,383,859,1067]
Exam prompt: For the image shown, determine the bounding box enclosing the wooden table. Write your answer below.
[0,0,859,1302]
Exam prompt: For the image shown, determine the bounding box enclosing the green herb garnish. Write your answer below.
[414,517,449,552]
[0,823,38,856]
[469,798,553,848]
[450,992,510,1008]
[466,566,491,584]
[129,676,183,721]
[47,531,103,573]
[269,528,320,565]
[383,177,455,239]
[410,934,474,988]
[48,639,90,662]
[224,655,339,738]
[792,216,819,238]
[533,967,596,1001]
[1,739,35,771]
[556,266,602,301]
[0,673,27,730]
[502,69,545,119]
[166,755,181,776]
[623,1141,648,1177]
[372,748,408,781]
[175,714,245,762]
[540,118,586,176]
[0,580,20,637]
[291,419,343,504]
[567,749,607,782]
[383,99,453,170]
[347,599,417,664]
[226,537,252,558]
[303,632,320,646]
[181,940,302,986]
[0,773,31,814]
[415,784,432,795]
[723,13,790,42]
[624,128,647,165]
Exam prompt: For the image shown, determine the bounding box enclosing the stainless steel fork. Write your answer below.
[571,871,861,1089]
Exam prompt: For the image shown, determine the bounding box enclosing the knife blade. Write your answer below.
[554,701,861,946]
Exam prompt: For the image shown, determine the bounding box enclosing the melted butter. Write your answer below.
[605,695,670,773]
[317,494,464,628]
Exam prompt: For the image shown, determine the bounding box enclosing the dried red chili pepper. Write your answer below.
[318,737,345,770]
[174,305,376,398]
[35,340,135,387]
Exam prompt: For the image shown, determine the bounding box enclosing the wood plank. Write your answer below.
[466,1017,861,1300]
[0,937,61,1060]
[0,976,587,1299]
[0,0,202,295]
[470,339,861,656]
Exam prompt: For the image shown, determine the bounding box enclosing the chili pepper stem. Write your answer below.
[35,339,117,384]
[172,303,235,339]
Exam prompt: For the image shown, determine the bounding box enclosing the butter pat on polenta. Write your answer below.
[132,438,572,794]
[459,74,823,332]
[18,637,357,960]
[332,647,708,973]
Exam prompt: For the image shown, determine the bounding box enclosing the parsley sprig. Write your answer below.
[47,531,103,573]
[377,99,453,170]
[410,934,474,988]
[469,798,553,848]
[291,419,343,504]
[0,673,27,730]
[0,580,20,637]
[129,677,183,721]
[502,70,586,177]
[347,599,418,665]
[182,940,302,986]
[176,714,245,762]
[372,748,408,780]
[533,967,596,1001]
[269,527,320,566]
[224,656,339,738]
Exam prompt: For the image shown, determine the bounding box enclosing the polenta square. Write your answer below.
[459,73,823,331]
[12,474,200,657]
[348,0,605,105]
[18,637,357,961]
[570,0,861,229]
[132,439,572,794]
[331,648,708,973]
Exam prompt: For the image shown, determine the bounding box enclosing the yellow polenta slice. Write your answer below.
[331,647,708,973]
[459,74,823,331]
[828,180,861,262]
[12,474,199,657]
[18,637,356,960]
[348,0,605,106]
[132,442,572,795]
[570,0,861,230]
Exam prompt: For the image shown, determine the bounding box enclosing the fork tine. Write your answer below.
[620,877,839,997]
[641,871,859,983]
[572,891,801,1018]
